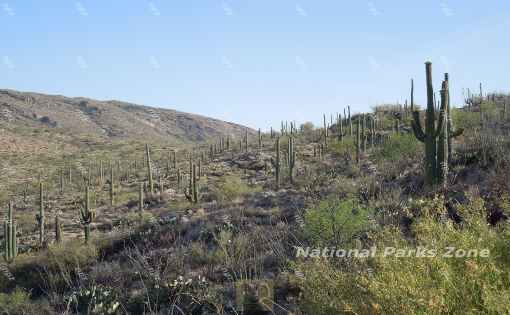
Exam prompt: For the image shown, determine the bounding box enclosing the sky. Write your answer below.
[1,1,509,130]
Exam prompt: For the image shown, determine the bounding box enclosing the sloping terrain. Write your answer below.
[0,89,252,146]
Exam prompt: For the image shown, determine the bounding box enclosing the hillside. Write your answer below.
[1,64,510,314]
[0,89,252,149]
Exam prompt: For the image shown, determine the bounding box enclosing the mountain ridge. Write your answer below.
[0,88,253,146]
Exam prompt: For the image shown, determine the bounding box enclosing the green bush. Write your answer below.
[372,133,421,163]
[211,176,259,204]
[297,197,510,314]
[0,288,31,314]
[304,198,374,246]
[452,108,480,131]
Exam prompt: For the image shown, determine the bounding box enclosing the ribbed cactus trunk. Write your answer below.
[437,80,449,188]
[337,113,344,142]
[55,214,62,243]
[110,166,115,206]
[274,137,281,189]
[60,169,64,194]
[323,114,328,138]
[177,168,181,190]
[3,202,17,262]
[424,62,438,185]
[192,164,198,203]
[361,114,366,152]
[99,160,104,185]
[80,186,94,244]
[356,119,361,165]
[145,144,154,194]
[258,129,262,149]
[139,182,144,220]
[411,62,448,187]
[244,129,248,152]
[348,106,352,136]
[288,136,296,184]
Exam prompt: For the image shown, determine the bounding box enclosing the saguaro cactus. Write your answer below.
[337,113,345,142]
[109,166,115,206]
[177,168,181,190]
[258,129,262,149]
[444,73,463,164]
[271,137,281,189]
[139,182,144,219]
[323,114,328,138]
[355,119,361,164]
[184,161,199,203]
[36,182,45,247]
[55,214,62,243]
[361,114,366,151]
[411,62,447,186]
[3,202,17,262]
[60,168,64,194]
[80,186,95,243]
[244,129,249,152]
[288,136,296,184]
[348,106,353,136]
[437,80,449,188]
[145,144,154,194]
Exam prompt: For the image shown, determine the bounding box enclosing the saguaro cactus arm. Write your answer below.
[411,112,426,142]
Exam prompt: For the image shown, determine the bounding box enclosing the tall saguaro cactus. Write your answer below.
[145,144,154,194]
[258,129,262,149]
[355,119,361,165]
[444,73,463,164]
[139,182,144,220]
[55,213,62,244]
[36,182,45,247]
[411,62,448,186]
[80,186,95,243]
[271,137,281,190]
[348,106,353,136]
[184,160,199,203]
[3,202,17,262]
[110,166,115,206]
[288,136,296,184]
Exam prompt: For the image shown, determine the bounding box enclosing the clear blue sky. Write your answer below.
[1,1,509,129]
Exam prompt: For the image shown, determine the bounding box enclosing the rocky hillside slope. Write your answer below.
[0,89,252,147]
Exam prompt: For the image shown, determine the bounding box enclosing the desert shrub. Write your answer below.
[304,198,375,247]
[11,241,98,296]
[452,108,480,131]
[372,133,421,163]
[210,176,259,204]
[297,197,510,315]
[329,137,355,158]
[188,241,218,267]
[0,288,31,314]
